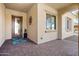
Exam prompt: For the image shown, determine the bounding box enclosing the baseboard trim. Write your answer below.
[37,38,58,44]
[27,38,38,45]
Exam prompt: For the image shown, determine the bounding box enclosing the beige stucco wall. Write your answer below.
[27,4,37,43]
[62,12,75,39]
[5,9,27,39]
[58,4,78,39]
[0,4,5,47]
[27,4,58,44]
[37,4,58,44]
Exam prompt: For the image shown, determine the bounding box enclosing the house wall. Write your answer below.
[58,4,78,39]
[37,4,58,44]
[58,12,62,39]
[62,12,75,39]
[0,4,5,47]
[5,9,27,39]
[27,4,37,43]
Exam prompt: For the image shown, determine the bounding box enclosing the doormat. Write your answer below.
[12,37,27,45]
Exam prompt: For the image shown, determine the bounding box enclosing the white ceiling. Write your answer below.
[5,3,72,12]
[46,3,71,10]
[5,3,34,12]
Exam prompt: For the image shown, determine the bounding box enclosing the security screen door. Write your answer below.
[12,15,22,38]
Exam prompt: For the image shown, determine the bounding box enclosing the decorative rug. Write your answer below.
[12,37,27,45]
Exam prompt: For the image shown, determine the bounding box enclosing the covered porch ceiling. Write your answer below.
[5,3,72,12]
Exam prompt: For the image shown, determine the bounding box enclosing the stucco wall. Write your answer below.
[5,9,27,39]
[58,4,78,39]
[27,4,37,43]
[37,4,58,44]
[62,12,75,39]
[0,4,5,47]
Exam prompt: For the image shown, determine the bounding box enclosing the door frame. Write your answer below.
[11,15,23,38]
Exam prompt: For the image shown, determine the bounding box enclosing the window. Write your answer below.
[46,14,56,31]
[65,17,72,32]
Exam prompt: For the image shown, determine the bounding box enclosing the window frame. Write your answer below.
[45,13,56,32]
[65,17,72,32]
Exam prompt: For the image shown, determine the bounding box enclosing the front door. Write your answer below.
[12,15,22,38]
